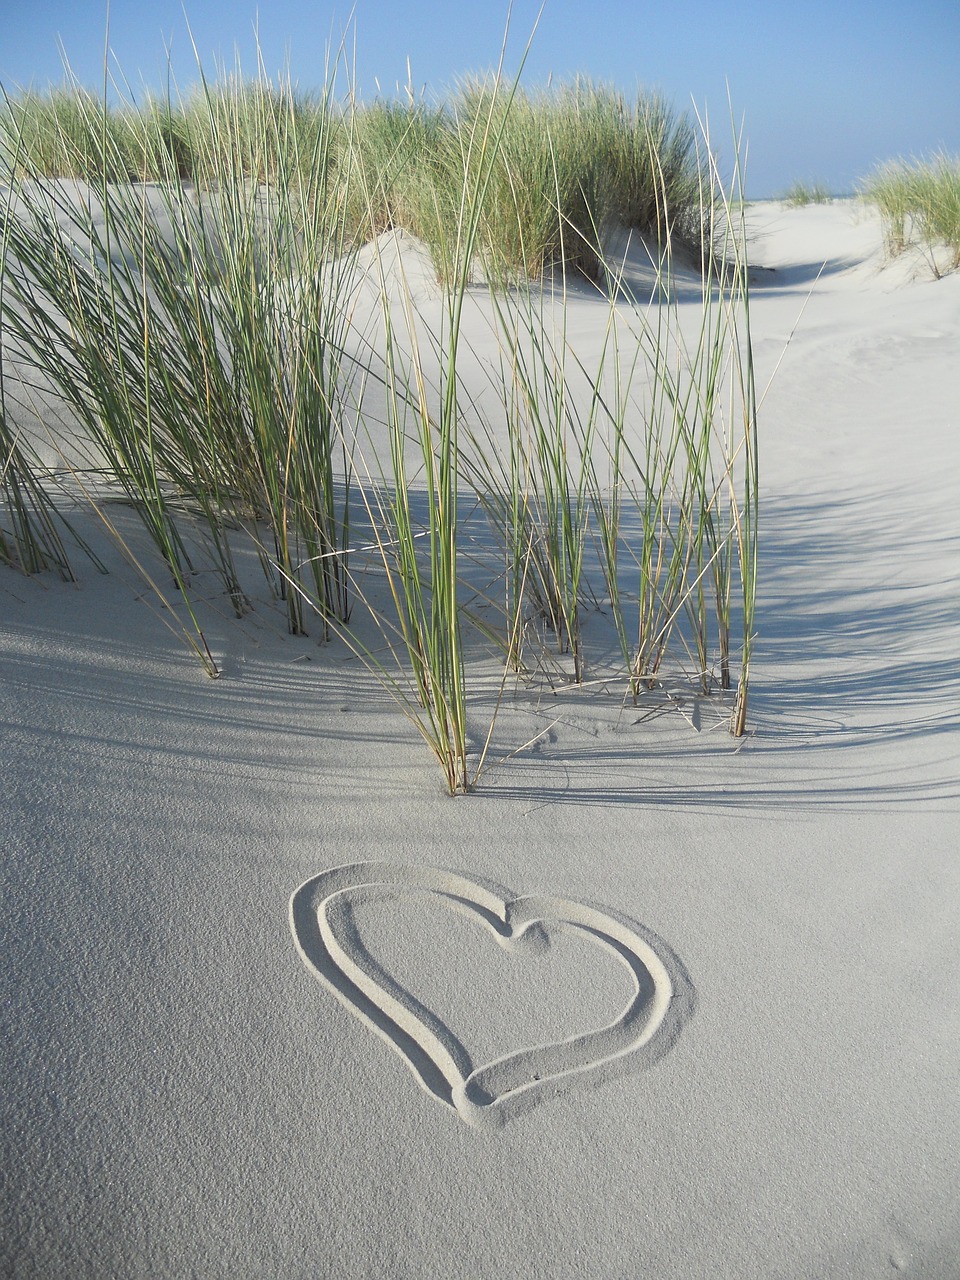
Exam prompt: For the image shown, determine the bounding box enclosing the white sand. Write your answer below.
[3,199,959,1277]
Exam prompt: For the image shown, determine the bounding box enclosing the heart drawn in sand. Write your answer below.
[289,862,693,1130]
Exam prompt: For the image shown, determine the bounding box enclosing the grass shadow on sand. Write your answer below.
[3,480,954,815]
[477,487,958,813]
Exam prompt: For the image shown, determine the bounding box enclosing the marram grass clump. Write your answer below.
[0,48,759,793]
[860,153,960,274]
[1,75,706,283]
[781,179,832,207]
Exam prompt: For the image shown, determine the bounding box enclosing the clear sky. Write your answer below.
[2,0,958,197]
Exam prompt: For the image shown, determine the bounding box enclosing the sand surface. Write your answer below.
[2,199,959,1277]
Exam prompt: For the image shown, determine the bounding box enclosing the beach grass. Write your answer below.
[0,41,760,789]
[1,176,77,576]
[0,393,75,579]
[781,179,832,207]
[1,74,706,284]
[860,153,960,273]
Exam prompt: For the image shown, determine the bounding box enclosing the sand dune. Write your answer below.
[2,198,958,1278]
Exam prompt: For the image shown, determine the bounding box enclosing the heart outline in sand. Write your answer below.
[290,861,693,1130]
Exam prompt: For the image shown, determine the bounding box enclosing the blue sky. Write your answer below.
[2,0,958,197]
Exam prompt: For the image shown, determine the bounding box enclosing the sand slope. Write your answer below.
[2,200,959,1278]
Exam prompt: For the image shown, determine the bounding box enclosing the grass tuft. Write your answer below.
[781,180,832,207]
[2,75,706,286]
[1,33,760,789]
[860,153,960,274]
